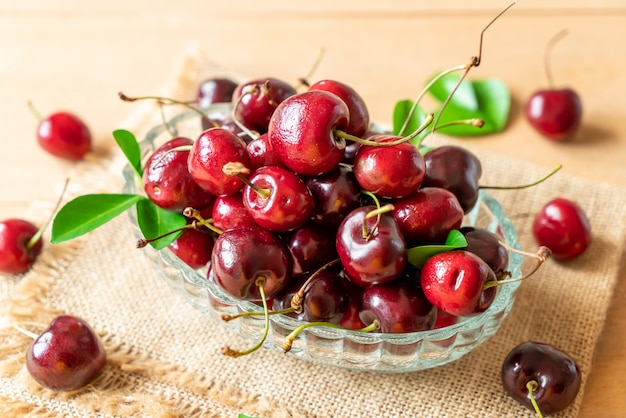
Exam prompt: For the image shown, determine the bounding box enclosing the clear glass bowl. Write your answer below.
[121,105,523,373]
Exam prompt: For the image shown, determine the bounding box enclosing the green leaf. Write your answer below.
[392,99,428,137]
[113,129,143,178]
[237,415,257,418]
[135,199,187,250]
[425,73,511,137]
[407,230,468,268]
[51,194,144,243]
[426,72,479,112]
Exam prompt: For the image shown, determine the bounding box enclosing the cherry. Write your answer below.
[211,225,291,301]
[460,226,510,279]
[0,218,44,275]
[187,127,251,196]
[286,223,338,275]
[359,267,435,333]
[336,204,407,287]
[353,135,425,199]
[420,250,497,317]
[168,227,215,270]
[22,315,106,391]
[421,145,482,213]
[211,193,257,232]
[143,136,214,212]
[337,279,367,330]
[308,79,370,137]
[532,197,591,260]
[246,133,283,170]
[197,77,238,109]
[525,30,582,142]
[391,187,464,247]
[268,90,350,176]
[304,164,362,228]
[502,341,581,416]
[29,102,92,161]
[238,165,315,233]
[232,77,297,134]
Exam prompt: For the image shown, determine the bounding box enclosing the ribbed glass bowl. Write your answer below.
[121,104,523,373]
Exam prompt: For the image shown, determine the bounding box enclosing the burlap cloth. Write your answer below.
[2,48,626,418]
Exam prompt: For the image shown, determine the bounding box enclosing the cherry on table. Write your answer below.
[21,315,106,392]
[28,102,92,161]
[532,197,591,260]
[502,341,581,416]
[0,218,44,275]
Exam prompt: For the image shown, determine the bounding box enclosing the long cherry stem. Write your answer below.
[282,320,380,353]
[526,380,545,418]
[335,113,434,147]
[480,165,563,191]
[544,29,569,89]
[290,258,341,314]
[483,246,551,290]
[27,178,70,250]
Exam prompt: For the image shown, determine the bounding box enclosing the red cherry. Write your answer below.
[532,197,591,260]
[30,104,92,160]
[25,315,106,391]
[168,228,215,270]
[211,193,257,232]
[197,77,238,109]
[0,218,43,275]
[268,90,349,176]
[308,79,370,137]
[525,88,582,142]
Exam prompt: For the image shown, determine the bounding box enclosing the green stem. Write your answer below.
[221,307,296,322]
[283,320,380,353]
[526,380,544,418]
[479,165,562,191]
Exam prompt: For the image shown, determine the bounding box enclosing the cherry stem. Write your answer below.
[544,29,569,89]
[398,64,467,137]
[526,380,545,418]
[362,203,394,240]
[334,113,434,147]
[157,100,178,137]
[136,221,209,249]
[295,47,326,89]
[26,101,44,121]
[221,306,295,322]
[221,276,270,358]
[12,323,39,340]
[230,85,261,140]
[479,165,562,190]
[435,118,485,131]
[182,207,224,235]
[27,178,70,250]
[282,320,380,353]
[221,162,269,199]
[483,246,551,290]
[290,258,342,314]
[118,92,220,128]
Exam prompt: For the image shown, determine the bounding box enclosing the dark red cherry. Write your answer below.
[532,198,591,260]
[168,228,215,270]
[25,315,106,391]
[391,187,464,246]
[246,133,283,170]
[305,164,361,228]
[33,107,92,161]
[211,226,291,301]
[422,145,482,213]
[211,193,257,232]
[242,165,315,233]
[268,90,349,176]
[360,268,435,333]
[502,341,581,416]
[336,205,407,287]
[420,250,497,317]
[187,127,251,196]
[197,77,238,109]
[286,223,338,275]
[232,77,297,134]
[143,137,214,212]
[337,280,367,330]
[353,135,425,199]
[0,218,43,275]
[460,226,510,279]
[525,88,582,142]
[308,79,370,137]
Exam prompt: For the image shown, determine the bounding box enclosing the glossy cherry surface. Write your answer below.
[197,77,238,109]
[35,110,92,160]
[460,226,510,279]
[0,218,43,275]
[532,197,591,260]
[287,223,338,275]
[168,228,215,270]
[525,88,582,142]
[502,341,581,415]
[26,315,106,391]
[308,79,370,137]
[211,193,257,232]
[305,164,361,228]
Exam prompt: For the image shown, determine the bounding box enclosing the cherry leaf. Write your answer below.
[407,230,468,268]
[51,194,144,244]
[426,72,479,112]
[392,99,428,137]
[113,129,143,178]
[135,199,186,250]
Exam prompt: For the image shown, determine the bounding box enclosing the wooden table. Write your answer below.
[1,1,624,415]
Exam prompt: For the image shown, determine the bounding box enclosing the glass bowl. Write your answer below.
[121,104,523,373]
